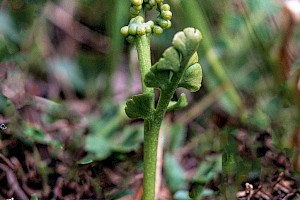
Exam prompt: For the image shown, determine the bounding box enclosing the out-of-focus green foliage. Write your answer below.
[164,153,187,192]
[1,0,300,199]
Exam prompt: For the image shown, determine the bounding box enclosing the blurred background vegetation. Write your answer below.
[0,0,300,199]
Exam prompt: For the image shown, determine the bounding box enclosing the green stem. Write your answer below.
[143,118,160,200]
[136,33,185,200]
[143,91,173,200]
[143,72,185,200]
[136,34,154,96]
[135,34,157,200]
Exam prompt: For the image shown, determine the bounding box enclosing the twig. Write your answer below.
[133,184,143,200]
[0,163,29,200]
[43,2,109,54]
[277,0,300,79]
[0,154,15,170]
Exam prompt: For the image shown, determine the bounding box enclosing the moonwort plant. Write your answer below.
[121,0,203,199]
